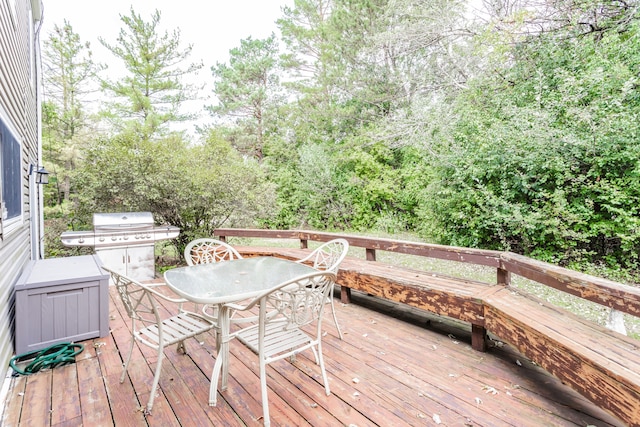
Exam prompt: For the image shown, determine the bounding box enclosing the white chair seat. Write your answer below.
[137,312,215,349]
[236,321,314,360]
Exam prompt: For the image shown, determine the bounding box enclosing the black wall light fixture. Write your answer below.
[29,164,50,184]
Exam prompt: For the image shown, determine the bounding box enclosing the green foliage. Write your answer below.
[209,35,281,159]
[43,201,93,259]
[99,7,202,139]
[334,140,401,230]
[262,137,408,231]
[420,20,640,268]
[73,129,276,258]
[42,1,640,277]
[42,21,103,206]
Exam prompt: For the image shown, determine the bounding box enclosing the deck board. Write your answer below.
[1,283,625,427]
[50,364,81,425]
[20,369,52,426]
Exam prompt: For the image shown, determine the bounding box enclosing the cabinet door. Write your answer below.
[95,248,127,277]
[125,246,155,280]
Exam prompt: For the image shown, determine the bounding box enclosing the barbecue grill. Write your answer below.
[60,212,180,280]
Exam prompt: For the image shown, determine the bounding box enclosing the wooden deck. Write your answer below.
[2,283,625,427]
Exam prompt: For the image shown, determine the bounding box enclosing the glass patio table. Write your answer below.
[163,256,317,405]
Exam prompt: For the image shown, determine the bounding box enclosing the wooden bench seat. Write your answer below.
[484,287,640,426]
[336,258,495,350]
[234,245,640,426]
[235,246,496,350]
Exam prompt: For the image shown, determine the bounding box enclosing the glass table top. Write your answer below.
[163,256,317,304]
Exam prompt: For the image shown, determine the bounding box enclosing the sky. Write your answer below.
[40,0,292,135]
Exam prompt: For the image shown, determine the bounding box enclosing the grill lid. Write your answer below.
[93,211,154,231]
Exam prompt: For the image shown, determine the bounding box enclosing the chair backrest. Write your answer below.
[184,238,242,266]
[103,266,161,327]
[300,238,349,273]
[258,271,337,330]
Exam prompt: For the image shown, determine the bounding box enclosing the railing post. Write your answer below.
[366,248,376,261]
[470,266,511,352]
[340,284,352,304]
[497,267,510,286]
[471,325,487,352]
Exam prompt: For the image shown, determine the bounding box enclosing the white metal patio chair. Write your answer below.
[295,238,349,339]
[103,266,216,414]
[214,270,336,427]
[184,238,244,341]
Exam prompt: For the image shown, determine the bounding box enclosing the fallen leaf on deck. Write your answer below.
[482,385,498,395]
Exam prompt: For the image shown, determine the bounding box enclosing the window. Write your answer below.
[0,114,22,228]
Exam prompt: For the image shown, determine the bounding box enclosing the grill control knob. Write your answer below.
[99,237,105,242]
[78,237,84,244]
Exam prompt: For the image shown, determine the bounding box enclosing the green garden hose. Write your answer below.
[9,342,84,376]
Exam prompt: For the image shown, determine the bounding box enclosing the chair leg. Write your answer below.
[329,296,344,340]
[316,342,330,396]
[260,359,270,427]
[209,349,223,406]
[146,346,165,413]
[120,336,135,383]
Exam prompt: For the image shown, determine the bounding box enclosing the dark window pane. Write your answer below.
[1,118,21,221]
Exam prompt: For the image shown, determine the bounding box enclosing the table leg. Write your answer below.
[209,305,231,406]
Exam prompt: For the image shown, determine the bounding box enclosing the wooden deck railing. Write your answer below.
[214,228,640,427]
[215,228,640,318]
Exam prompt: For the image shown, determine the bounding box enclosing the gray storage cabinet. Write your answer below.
[14,255,109,354]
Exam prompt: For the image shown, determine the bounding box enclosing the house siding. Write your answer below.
[0,0,43,367]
